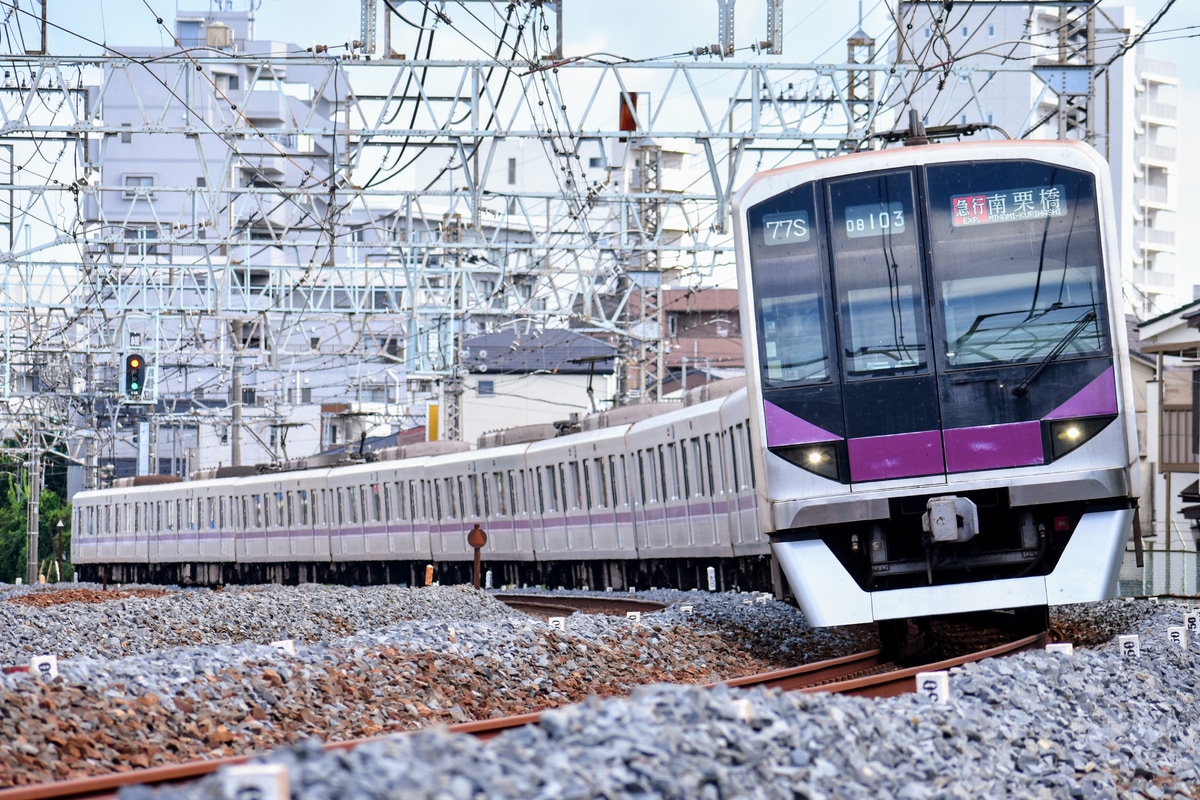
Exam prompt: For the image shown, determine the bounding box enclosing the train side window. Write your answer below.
[456,476,467,519]
[275,492,285,528]
[657,446,670,502]
[545,465,558,512]
[533,467,544,513]
[636,450,648,505]
[581,461,594,509]
[369,484,381,523]
[432,480,444,520]
[297,490,309,526]
[618,455,630,507]
[668,442,682,500]
[727,428,740,492]
[493,472,507,516]
[705,435,719,496]
[469,474,483,517]
[516,471,527,516]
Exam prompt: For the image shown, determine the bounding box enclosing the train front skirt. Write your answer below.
[773,508,1133,626]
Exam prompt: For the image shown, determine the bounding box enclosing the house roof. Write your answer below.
[662,287,740,314]
[461,329,615,375]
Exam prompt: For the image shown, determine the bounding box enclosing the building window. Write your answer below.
[589,156,602,168]
[120,124,132,144]
[507,158,517,185]
[301,387,312,403]
[961,26,969,39]
[923,26,931,39]
[124,175,154,196]
[667,314,678,337]
[477,380,495,397]
[987,24,996,38]
[124,226,159,255]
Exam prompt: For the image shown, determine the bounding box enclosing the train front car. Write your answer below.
[733,140,1138,632]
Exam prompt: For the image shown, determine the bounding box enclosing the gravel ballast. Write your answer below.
[0,583,1191,798]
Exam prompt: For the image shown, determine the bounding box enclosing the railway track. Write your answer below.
[0,625,1050,800]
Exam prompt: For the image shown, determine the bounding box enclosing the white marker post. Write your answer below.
[1045,643,1075,656]
[1184,612,1199,636]
[222,764,289,800]
[30,655,58,680]
[915,671,951,703]
[1167,626,1187,649]
[626,611,642,624]
[707,566,717,592]
[269,639,295,655]
[548,616,566,630]
[679,605,694,615]
[1118,634,1140,659]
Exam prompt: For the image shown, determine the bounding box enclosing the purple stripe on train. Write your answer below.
[764,400,839,447]
[847,430,944,482]
[943,421,1043,472]
[1044,366,1116,419]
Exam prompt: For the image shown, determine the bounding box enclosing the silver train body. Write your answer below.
[733,140,1139,626]
[71,380,772,590]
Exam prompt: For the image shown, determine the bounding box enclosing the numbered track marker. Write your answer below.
[222,764,289,800]
[1118,634,1140,659]
[915,670,950,704]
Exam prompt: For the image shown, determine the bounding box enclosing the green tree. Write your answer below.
[0,468,72,584]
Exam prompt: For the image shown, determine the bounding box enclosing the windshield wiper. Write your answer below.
[1010,309,1097,397]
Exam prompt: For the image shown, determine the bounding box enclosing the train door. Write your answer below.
[825,170,949,487]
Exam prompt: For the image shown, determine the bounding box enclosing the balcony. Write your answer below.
[1137,228,1176,250]
[1139,184,1171,208]
[1139,58,1178,81]
[1140,143,1176,163]
[1142,102,1178,123]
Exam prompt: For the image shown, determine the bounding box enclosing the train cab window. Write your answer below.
[747,182,832,386]
[828,171,928,378]
[925,161,1107,368]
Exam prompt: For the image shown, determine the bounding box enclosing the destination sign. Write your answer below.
[951,184,1067,226]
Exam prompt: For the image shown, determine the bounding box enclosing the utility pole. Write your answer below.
[25,425,40,585]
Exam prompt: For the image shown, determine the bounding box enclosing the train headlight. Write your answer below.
[1047,416,1112,460]
[770,443,842,481]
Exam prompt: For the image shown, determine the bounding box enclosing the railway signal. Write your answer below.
[124,354,146,396]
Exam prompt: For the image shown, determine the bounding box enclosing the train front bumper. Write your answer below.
[773,508,1133,626]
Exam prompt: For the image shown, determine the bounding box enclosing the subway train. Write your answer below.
[733,136,1139,633]
[72,137,1138,635]
[71,378,774,592]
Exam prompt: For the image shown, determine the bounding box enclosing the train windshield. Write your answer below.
[926,161,1107,368]
[746,183,832,386]
[827,171,928,378]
